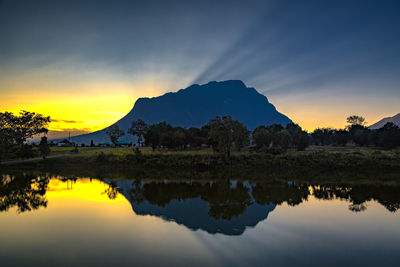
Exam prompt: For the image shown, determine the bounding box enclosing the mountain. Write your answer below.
[369,113,400,130]
[67,80,292,145]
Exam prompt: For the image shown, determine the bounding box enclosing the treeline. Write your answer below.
[121,115,400,155]
[2,173,399,215]
[1,110,400,162]
[122,116,310,156]
[311,116,400,149]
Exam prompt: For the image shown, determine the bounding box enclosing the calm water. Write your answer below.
[1,174,400,267]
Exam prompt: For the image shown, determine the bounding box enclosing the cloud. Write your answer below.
[59,128,91,133]
[28,128,92,142]
[51,119,81,123]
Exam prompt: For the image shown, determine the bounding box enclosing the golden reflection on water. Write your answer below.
[46,178,128,204]
[1,178,399,266]
[0,178,215,265]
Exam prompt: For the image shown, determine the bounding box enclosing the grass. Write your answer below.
[2,146,399,186]
[49,146,104,155]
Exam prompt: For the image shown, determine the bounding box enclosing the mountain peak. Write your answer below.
[126,80,288,129]
[68,80,291,145]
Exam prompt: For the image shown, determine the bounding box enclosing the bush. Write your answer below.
[96,152,107,162]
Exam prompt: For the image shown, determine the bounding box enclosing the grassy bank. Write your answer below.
[40,147,400,170]
[2,147,400,185]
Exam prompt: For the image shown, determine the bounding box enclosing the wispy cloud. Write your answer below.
[58,128,91,133]
[51,119,81,123]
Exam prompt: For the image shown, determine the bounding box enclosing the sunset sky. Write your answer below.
[0,0,399,132]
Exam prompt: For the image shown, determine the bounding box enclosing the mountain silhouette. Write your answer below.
[68,80,291,145]
[369,113,400,130]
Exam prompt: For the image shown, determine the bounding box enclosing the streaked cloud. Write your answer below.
[51,119,81,123]
[0,0,399,131]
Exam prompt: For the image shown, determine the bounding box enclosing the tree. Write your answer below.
[173,127,187,150]
[331,129,349,146]
[105,125,125,146]
[160,130,175,149]
[291,130,309,151]
[0,111,50,161]
[128,119,148,147]
[347,115,366,127]
[90,140,94,147]
[39,136,50,159]
[208,116,249,157]
[276,130,291,150]
[187,127,206,148]
[267,124,284,147]
[348,124,371,146]
[0,127,13,162]
[375,122,400,149]
[0,111,50,145]
[312,128,333,146]
[144,122,172,150]
[252,126,271,149]
[232,120,250,151]
[286,123,309,151]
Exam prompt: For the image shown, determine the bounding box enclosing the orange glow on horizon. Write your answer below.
[1,73,397,133]
[0,74,168,132]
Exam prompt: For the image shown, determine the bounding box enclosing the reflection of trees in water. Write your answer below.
[0,173,49,213]
[348,203,367,212]
[1,172,399,215]
[311,185,400,212]
[203,181,251,220]
[127,180,252,220]
[252,182,309,206]
[103,181,120,200]
[124,181,400,216]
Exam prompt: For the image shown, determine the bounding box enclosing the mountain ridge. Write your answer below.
[369,113,400,130]
[66,80,291,145]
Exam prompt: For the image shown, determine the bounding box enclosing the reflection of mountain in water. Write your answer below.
[2,172,400,236]
[113,180,275,236]
[133,199,274,235]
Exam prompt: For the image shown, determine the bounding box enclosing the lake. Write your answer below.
[1,174,400,266]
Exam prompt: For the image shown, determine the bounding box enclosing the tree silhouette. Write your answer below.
[128,119,148,147]
[286,123,309,151]
[208,116,249,157]
[144,122,172,150]
[39,136,50,159]
[0,111,50,161]
[252,126,272,149]
[346,115,366,127]
[0,111,50,145]
[105,125,125,146]
[374,122,400,149]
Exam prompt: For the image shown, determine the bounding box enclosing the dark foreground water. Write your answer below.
[1,174,400,267]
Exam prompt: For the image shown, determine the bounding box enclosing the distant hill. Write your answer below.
[28,129,90,143]
[369,113,400,130]
[66,80,292,145]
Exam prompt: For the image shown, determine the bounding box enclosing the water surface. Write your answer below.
[1,174,399,266]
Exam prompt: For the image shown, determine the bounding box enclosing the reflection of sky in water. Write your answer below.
[0,178,399,267]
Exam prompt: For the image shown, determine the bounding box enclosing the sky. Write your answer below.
[0,0,399,132]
